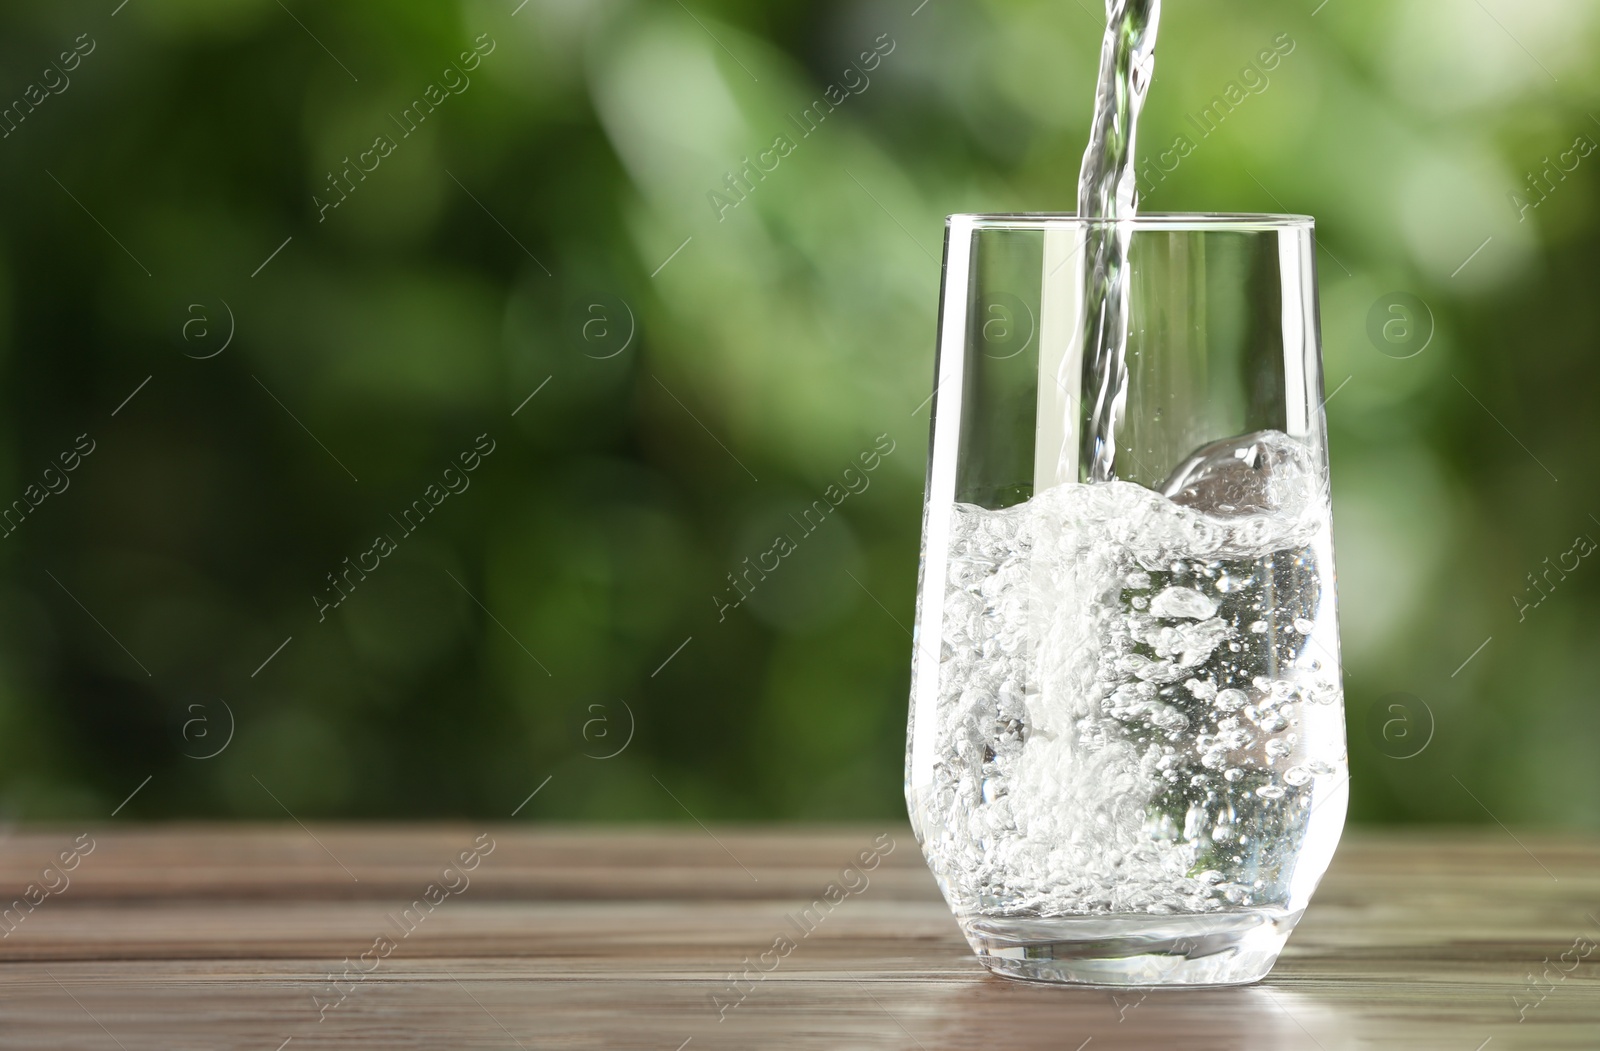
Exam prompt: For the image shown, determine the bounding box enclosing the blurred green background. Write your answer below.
[0,0,1593,827]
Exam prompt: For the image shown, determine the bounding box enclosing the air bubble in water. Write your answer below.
[1254,711,1290,733]
[1214,688,1248,712]
[1149,586,1217,620]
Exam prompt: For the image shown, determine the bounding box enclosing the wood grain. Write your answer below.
[0,824,1594,1049]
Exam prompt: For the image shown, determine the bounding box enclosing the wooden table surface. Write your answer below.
[0,824,1595,1050]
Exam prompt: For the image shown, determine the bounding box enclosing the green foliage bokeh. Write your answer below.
[0,0,1594,827]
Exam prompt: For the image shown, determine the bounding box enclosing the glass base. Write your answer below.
[961,908,1301,987]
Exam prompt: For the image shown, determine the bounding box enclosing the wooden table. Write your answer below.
[0,825,1595,1049]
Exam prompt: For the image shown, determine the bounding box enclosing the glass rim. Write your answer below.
[947,212,1313,231]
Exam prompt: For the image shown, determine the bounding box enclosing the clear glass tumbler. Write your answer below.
[907,214,1348,986]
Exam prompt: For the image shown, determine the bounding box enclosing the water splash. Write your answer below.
[914,431,1345,917]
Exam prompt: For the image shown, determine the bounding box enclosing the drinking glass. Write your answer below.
[906,214,1348,986]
